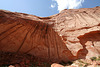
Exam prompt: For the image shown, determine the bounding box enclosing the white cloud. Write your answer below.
[51,3,56,8]
[52,0,84,12]
[51,4,55,8]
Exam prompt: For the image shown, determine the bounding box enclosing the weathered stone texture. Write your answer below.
[0,6,100,62]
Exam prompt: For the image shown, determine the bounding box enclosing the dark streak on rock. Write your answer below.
[0,25,23,41]
[17,26,33,53]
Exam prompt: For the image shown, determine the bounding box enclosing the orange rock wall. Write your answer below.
[0,7,100,62]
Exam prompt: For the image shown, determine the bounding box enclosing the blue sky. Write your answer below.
[0,0,100,17]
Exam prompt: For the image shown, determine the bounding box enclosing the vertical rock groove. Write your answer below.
[17,26,33,53]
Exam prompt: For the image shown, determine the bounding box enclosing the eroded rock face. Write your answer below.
[0,6,100,62]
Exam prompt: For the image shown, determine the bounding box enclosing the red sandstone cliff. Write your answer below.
[0,6,100,62]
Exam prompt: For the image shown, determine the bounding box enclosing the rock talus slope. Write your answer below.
[0,6,100,62]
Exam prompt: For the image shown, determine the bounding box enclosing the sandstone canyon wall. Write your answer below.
[0,6,100,62]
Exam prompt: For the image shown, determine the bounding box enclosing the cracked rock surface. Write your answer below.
[0,6,100,63]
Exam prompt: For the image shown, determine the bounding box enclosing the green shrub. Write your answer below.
[78,60,84,63]
[97,56,100,61]
[79,63,83,67]
[90,57,97,61]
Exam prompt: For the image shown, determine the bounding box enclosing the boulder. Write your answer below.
[51,63,64,67]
